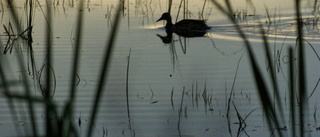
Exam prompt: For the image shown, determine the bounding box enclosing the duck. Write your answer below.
[156,12,211,31]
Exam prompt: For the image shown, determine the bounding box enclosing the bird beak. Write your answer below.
[156,17,163,22]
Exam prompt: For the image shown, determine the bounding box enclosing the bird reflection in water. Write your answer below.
[157,29,208,44]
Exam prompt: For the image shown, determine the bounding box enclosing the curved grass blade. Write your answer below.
[61,0,86,136]
[209,0,284,136]
[86,1,123,137]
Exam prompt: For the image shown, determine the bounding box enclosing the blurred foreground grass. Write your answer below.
[0,0,314,136]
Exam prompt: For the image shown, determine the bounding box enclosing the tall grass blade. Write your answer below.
[68,0,84,99]
[294,0,307,136]
[168,0,172,13]
[209,0,284,136]
[4,0,39,136]
[86,1,123,137]
[61,0,86,136]
[258,23,285,124]
[44,1,60,136]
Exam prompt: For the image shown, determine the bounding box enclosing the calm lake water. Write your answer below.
[2,0,320,136]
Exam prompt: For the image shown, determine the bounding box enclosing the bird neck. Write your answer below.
[165,17,174,29]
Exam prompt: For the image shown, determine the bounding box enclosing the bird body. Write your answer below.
[157,12,211,31]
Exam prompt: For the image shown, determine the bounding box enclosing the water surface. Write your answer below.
[1,0,320,136]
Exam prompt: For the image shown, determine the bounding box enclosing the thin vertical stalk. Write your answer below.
[201,0,207,19]
[26,0,38,136]
[183,0,185,19]
[294,0,306,136]
[45,0,54,136]
[168,0,172,13]
[177,87,185,130]
[126,49,135,136]
[27,0,34,43]
[289,47,296,137]
[126,49,131,120]
[176,0,183,22]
